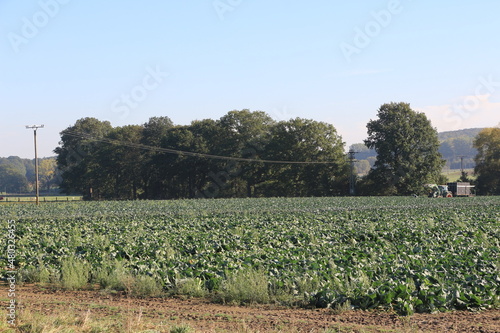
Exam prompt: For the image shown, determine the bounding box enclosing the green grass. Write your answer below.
[61,256,91,290]
[96,260,163,297]
[218,268,270,305]
[175,277,207,298]
[442,168,475,182]
[170,324,193,333]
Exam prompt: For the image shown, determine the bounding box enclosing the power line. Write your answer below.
[62,130,339,165]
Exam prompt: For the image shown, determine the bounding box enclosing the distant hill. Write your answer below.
[351,128,486,172]
[438,128,484,141]
[438,128,484,169]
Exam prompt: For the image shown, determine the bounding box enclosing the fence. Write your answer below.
[0,196,83,203]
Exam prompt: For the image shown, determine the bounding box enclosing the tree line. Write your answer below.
[0,156,58,194]
[55,110,349,200]
[53,104,500,199]
[350,128,483,175]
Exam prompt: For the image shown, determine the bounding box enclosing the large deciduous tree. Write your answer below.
[217,110,275,197]
[363,102,444,195]
[141,116,175,199]
[473,127,500,195]
[263,118,348,197]
[54,117,113,198]
[97,125,144,199]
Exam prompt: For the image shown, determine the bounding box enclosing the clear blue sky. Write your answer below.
[1,0,499,158]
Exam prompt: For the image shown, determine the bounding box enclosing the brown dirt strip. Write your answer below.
[8,285,500,332]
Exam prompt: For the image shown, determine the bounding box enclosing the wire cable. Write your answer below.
[61,130,339,165]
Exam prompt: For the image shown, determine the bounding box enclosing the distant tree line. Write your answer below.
[55,110,350,200]
[53,104,500,198]
[351,128,483,175]
[0,156,59,194]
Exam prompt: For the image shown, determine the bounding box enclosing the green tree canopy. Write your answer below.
[263,118,348,197]
[54,117,113,198]
[473,127,500,195]
[0,164,28,193]
[217,110,276,197]
[98,125,144,199]
[363,102,444,195]
[54,112,350,199]
[38,158,58,191]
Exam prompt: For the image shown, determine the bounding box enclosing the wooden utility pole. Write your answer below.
[26,125,44,205]
[348,149,358,196]
[457,155,466,174]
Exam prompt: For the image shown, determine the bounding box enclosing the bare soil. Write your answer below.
[8,284,500,332]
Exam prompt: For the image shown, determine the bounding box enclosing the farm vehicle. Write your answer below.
[425,182,475,198]
[426,184,453,198]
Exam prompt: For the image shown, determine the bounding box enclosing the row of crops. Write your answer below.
[1,197,499,314]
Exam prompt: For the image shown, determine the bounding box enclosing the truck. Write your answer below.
[447,182,475,197]
[425,182,475,198]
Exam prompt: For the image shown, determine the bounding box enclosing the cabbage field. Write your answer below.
[1,196,499,315]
